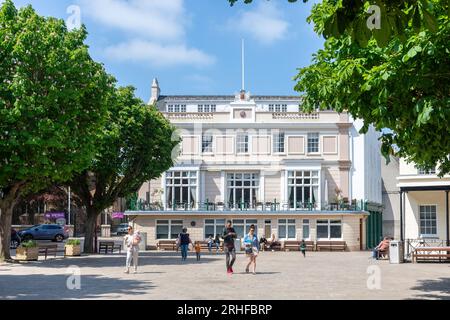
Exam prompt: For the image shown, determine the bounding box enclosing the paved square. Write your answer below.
[0,251,449,300]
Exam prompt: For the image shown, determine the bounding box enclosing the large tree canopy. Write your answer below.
[0,0,112,261]
[69,87,178,253]
[228,0,446,47]
[295,1,450,174]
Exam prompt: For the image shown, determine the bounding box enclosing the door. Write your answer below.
[265,220,272,239]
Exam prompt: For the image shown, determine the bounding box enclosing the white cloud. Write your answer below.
[79,0,186,41]
[78,0,215,67]
[229,2,289,45]
[104,40,215,67]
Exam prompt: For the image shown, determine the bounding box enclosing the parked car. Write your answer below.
[116,223,130,236]
[10,229,21,249]
[18,224,69,242]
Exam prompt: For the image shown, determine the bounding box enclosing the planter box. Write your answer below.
[16,247,39,261]
[65,245,81,256]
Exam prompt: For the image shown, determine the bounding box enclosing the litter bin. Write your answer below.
[389,240,404,264]
[138,232,147,251]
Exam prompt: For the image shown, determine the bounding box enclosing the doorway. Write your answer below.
[265,220,272,239]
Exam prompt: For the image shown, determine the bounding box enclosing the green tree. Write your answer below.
[0,0,112,261]
[294,1,450,174]
[69,87,179,253]
[228,0,445,46]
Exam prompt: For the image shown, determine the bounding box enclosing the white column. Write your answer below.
[196,170,200,209]
[221,171,226,203]
[201,170,206,204]
[281,170,288,204]
[162,174,167,210]
[260,172,265,203]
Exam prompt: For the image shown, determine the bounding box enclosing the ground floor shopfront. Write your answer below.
[127,211,369,251]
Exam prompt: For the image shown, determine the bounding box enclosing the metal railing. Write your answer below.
[405,238,448,260]
[127,199,368,213]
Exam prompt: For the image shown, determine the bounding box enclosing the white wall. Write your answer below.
[350,118,382,204]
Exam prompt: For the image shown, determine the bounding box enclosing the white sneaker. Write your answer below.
[124,269,129,274]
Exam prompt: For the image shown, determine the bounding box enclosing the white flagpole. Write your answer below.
[241,39,245,91]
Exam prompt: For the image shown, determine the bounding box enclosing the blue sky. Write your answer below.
[9,0,324,102]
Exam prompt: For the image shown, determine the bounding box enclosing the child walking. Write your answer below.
[300,239,307,258]
[195,242,201,261]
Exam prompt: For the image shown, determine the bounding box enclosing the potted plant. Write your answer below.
[16,240,39,261]
[65,239,81,256]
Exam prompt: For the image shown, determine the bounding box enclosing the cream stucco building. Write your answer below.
[397,160,450,245]
[126,79,384,251]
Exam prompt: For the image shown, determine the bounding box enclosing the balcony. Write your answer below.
[126,199,369,214]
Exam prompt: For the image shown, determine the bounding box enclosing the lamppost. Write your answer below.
[89,188,97,253]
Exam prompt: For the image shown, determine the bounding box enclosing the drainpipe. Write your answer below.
[446,190,449,246]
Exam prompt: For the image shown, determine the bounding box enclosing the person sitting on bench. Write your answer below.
[268,234,280,251]
[372,237,390,260]
[259,236,268,251]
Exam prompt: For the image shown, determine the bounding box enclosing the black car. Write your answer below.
[10,229,21,249]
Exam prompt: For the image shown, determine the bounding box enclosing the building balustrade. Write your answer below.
[272,112,320,120]
[127,199,368,213]
[165,112,214,120]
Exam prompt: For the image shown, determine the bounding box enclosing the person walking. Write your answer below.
[124,226,141,274]
[243,225,260,275]
[195,242,201,261]
[222,221,237,274]
[178,228,192,261]
[300,239,307,258]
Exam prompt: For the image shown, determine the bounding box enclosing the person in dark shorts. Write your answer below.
[222,220,237,274]
[300,239,307,258]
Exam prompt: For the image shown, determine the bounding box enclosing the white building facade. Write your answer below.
[126,79,383,251]
[397,160,450,246]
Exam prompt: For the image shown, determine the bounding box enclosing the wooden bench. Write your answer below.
[38,244,60,260]
[412,247,450,263]
[316,241,347,252]
[263,241,282,251]
[157,240,177,251]
[195,241,223,252]
[284,241,315,252]
[98,241,122,254]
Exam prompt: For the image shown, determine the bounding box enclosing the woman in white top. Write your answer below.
[124,226,141,274]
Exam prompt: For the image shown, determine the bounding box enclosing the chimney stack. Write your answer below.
[149,78,160,105]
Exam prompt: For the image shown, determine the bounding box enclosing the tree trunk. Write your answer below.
[83,207,101,254]
[0,199,14,262]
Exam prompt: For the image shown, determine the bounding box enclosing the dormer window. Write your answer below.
[167,104,186,113]
[269,104,288,113]
[198,104,216,113]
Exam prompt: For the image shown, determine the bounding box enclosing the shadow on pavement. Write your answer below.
[7,251,222,269]
[0,273,155,300]
[410,277,450,300]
